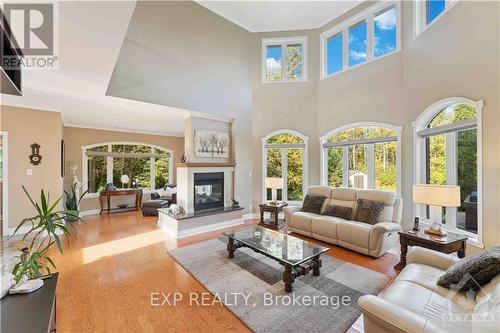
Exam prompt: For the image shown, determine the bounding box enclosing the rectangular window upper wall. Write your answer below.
[262,37,307,83]
[414,0,458,39]
[321,1,401,79]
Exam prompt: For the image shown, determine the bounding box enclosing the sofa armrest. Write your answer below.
[407,246,459,271]
[372,222,401,234]
[283,206,301,222]
[359,295,441,333]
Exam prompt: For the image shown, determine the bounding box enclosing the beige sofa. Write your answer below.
[284,186,402,257]
[359,246,500,332]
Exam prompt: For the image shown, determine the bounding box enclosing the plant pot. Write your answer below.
[65,210,80,221]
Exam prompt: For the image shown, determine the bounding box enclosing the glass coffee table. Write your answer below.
[224,226,329,292]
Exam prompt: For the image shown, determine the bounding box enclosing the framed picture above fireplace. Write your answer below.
[194,130,230,158]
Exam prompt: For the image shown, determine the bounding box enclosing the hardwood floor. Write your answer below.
[48,211,399,332]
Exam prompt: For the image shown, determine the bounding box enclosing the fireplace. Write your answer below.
[193,172,224,211]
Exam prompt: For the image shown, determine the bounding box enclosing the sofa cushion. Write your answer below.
[323,204,352,220]
[438,246,500,291]
[311,216,342,241]
[355,199,385,225]
[301,195,326,214]
[307,186,333,198]
[331,187,358,201]
[289,211,319,233]
[337,220,371,249]
[357,190,396,222]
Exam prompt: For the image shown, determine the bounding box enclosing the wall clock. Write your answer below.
[29,143,42,165]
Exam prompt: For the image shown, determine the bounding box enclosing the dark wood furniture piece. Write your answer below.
[224,226,329,292]
[394,229,467,270]
[99,189,143,214]
[1,273,58,332]
[259,202,288,229]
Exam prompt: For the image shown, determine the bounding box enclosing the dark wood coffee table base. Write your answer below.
[227,238,323,292]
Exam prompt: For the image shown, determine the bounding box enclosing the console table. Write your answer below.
[1,273,58,332]
[99,189,143,214]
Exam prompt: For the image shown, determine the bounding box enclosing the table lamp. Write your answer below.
[265,177,283,204]
[413,184,460,232]
[120,174,130,188]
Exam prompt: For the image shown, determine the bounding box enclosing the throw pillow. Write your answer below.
[323,205,352,220]
[437,246,500,291]
[301,195,326,214]
[355,199,385,225]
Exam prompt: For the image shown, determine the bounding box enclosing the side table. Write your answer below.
[394,229,467,270]
[259,202,288,229]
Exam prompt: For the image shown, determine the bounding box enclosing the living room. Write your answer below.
[1,0,499,332]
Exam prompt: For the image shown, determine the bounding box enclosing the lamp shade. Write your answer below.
[413,184,461,207]
[265,177,284,189]
[120,174,130,184]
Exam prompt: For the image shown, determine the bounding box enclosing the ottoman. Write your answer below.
[142,199,170,216]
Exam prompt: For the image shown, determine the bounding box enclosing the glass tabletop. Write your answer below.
[223,226,329,266]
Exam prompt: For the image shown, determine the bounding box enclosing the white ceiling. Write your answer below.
[0,1,188,136]
[1,1,361,136]
[196,0,361,32]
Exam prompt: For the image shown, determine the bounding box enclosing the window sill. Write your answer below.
[262,78,308,84]
[418,219,483,249]
[320,48,401,80]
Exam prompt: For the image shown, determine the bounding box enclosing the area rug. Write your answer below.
[169,238,391,333]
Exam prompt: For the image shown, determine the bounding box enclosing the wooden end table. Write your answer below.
[394,229,467,270]
[259,202,288,229]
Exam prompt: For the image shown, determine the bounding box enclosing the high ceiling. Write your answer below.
[1,1,361,136]
[196,1,361,32]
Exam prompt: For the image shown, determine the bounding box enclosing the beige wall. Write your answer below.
[249,1,499,251]
[184,116,233,164]
[1,106,63,230]
[250,29,320,211]
[107,0,254,213]
[63,126,184,211]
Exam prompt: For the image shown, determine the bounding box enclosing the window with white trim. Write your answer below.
[414,98,482,240]
[321,1,400,78]
[262,37,307,83]
[320,124,401,195]
[83,143,173,194]
[262,131,308,203]
[414,0,458,37]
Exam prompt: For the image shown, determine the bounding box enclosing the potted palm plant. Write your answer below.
[64,183,87,221]
[11,186,77,284]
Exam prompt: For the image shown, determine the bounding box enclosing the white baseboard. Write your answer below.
[158,217,245,239]
[80,209,100,217]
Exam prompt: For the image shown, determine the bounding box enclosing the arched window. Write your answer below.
[82,142,173,194]
[261,130,309,203]
[320,122,402,195]
[414,98,483,241]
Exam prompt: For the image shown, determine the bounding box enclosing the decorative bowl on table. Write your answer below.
[117,204,129,209]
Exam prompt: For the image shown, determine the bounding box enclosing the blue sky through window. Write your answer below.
[327,33,343,75]
[374,6,397,57]
[349,21,367,67]
[266,45,282,80]
[427,0,445,24]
